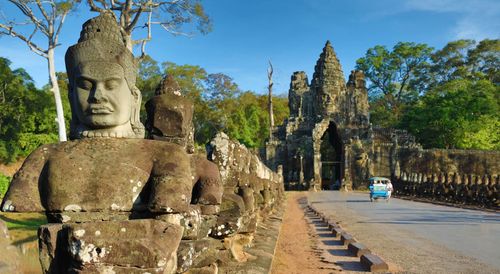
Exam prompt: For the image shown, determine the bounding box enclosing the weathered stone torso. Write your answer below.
[46,139,156,212]
[3,138,191,213]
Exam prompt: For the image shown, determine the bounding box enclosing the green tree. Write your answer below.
[414,39,476,93]
[0,57,60,163]
[0,0,81,142]
[137,55,163,102]
[356,42,433,127]
[467,39,500,85]
[225,91,289,148]
[416,39,500,92]
[0,173,10,198]
[400,79,499,149]
[133,58,290,148]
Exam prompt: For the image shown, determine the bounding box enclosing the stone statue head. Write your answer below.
[65,13,144,139]
[145,75,195,153]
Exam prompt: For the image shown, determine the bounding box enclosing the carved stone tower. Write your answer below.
[266,41,373,190]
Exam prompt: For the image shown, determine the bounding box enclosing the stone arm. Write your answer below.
[148,145,194,214]
[1,145,49,212]
[190,154,223,205]
[147,145,222,214]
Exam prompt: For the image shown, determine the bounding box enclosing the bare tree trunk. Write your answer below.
[268,61,274,141]
[124,33,133,52]
[47,48,67,141]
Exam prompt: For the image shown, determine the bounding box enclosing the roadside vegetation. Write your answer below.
[356,39,499,150]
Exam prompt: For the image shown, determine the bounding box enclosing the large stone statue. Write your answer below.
[3,12,221,216]
[1,13,222,273]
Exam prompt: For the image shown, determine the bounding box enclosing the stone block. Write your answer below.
[220,193,245,215]
[157,210,217,240]
[211,193,247,238]
[327,222,339,230]
[185,264,218,274]
[238,213,258,234]
[177,238,223,272]
[46,212,131,223]
[200,205,220,215]
[145,92,194,148]
[38,223,69,273]
[223,233,255,263]
[340,232,356,245]
[331,227,343,237]
[39,219,183,273]
[347,242,370,257]
[360,253,389,272]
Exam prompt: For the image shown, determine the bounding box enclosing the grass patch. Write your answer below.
[0,212,47,245]
[1,212,46,273]
[0,173,10,198]
[1,213,47,229]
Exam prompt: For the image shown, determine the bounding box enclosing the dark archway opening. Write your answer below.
[320,123,343,190]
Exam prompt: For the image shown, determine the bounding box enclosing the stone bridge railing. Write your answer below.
[158,132,285,273]
[392,171,498,209]
[192,132,284,268]
[31,132,284,274]
[208,131,284,220]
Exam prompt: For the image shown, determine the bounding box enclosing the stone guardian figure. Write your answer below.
[1,13,222,273]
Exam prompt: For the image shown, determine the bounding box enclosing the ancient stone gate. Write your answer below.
[265,41,500,191]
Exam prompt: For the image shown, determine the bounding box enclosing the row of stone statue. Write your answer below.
[393,172,499,208]
[0,13,284,273]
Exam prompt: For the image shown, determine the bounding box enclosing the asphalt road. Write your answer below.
[308,191,500,272]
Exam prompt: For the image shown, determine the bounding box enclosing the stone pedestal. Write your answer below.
[39,219,183,273]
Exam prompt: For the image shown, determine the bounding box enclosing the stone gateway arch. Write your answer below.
[264,41,500,191]
[265,41,372,190]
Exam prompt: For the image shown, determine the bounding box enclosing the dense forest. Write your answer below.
[0,39,498,168]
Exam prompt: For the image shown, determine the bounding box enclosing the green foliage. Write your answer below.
[467,39,500,85]
[137,55,163,102]
[0,173,10,198]
[0,57,62,163]
[88,0,212,39]
[400,79,499,149]
[155,0,212,35]
[139,60,289,148]
[224,92,289,148]
[55,0,80,14]
[458,115,499,150]
[368,97,400,128]
[359,39,499,150]
[413,39,500,93]
[355,42,433,126]
[1,213,47,230]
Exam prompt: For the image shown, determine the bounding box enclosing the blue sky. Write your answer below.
[0,0,499,95]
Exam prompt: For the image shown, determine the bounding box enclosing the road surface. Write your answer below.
[308,191,500,273]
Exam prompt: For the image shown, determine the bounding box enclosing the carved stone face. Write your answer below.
[72,61,132,129]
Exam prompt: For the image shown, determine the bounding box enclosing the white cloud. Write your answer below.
[402,0,500,40]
